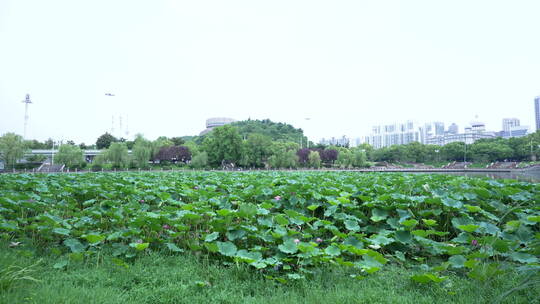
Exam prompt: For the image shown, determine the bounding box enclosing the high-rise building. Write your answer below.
[423,122,445,138]
[426,118,496,145]
[365,121,423,149]
[502,118,520,133]
[535,96,540,131]
[319,136,350,147]
[447,123,459,134]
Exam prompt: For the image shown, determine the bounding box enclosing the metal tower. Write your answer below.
[22,94,32,139]
[111,116,116,136]
[119,115,123,138]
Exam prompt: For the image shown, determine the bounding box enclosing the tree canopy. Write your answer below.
[0,133,27,169]
[96,133,117,149]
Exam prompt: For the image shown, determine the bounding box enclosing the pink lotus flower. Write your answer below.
[139,200,145,203]
[135,239,143,244]
[471,239,478,246]
[193,186,199,190]
[163,224,171,230]
[274,196,281,201]
[294,239,300,244]
[315,238,323,243]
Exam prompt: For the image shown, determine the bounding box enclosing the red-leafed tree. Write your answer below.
[296,148,311,164]
[320,149,338,164]
[155,146,191,163]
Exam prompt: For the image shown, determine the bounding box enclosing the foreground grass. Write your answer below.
[1,246,538,304]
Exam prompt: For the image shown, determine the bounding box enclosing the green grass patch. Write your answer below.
[1,246,538,304]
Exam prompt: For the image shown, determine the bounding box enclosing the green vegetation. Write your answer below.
[0,133,27,169]
[231,119,307,143]
[0,171,538,303]
[3,122,539,171]
[55,144,85,169]
[372,132,540,164]
[1,245,537,304]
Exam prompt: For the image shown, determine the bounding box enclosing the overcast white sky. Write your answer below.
[1,0,539,144]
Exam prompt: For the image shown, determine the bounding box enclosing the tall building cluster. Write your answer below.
[319,136,350,146]
[356,96,539,148]
[364,121,424,149]
[535,96,540,131]
[318,96,538,149]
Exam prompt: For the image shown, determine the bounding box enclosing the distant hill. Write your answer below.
[182,119,306,144]
[231,119,305,142]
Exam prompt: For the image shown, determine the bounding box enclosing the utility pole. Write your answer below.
[111,116,115,136]
[464,142,467,163]
[119,115,123,138]
[21,94,32,139]
[531,139,538,161]
[105,93,115,136]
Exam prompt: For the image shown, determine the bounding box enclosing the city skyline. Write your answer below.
[1,1,540,144]
[0,97,537,145]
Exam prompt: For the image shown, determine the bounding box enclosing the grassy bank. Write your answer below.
[1,246,538,304]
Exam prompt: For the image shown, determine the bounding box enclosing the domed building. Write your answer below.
[199,117,236,135]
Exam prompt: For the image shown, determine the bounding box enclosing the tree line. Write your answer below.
[1,126,539,170]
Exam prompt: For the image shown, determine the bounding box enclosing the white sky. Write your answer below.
[1,0,539,144]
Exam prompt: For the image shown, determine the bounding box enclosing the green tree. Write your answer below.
[441,142,465,161]
[469,142,513,162]
[336,149,353,168]
[308,150,321,168]
[352,149,367,168]
[55,144,85,168]
[96,133,117,149]
[132,135,153,168]
[92,151,108,167]
[202,125,243,167]
[25,139,47,149]
[403,142,426,163]
[357,143,374,161]
[267,142,299,169]
[243,133,272,168]
[171,137,185,146]
[0,133,27,169]
[190,151,208,169]
[183,141,200,157]
[152,136,174,160]
[106,142,129,168]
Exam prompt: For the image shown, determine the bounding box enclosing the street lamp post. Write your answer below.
[51,141,56,165]
[435,149,440,163]
[464,143,467,163]
[531,139,539,161]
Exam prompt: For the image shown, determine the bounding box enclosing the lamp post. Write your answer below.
[51,140,56,165]
[531,139,539,161]
[435,149,440,163]
[463,142,467,163]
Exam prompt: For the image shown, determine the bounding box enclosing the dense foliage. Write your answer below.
[55,144,85,169]
[1,172,538,284]
[230,119,307,144]
[372,132,540,163]
[3,124,540,170]
[0,133,27,169]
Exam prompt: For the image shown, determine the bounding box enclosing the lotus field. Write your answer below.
[1,171,539,284]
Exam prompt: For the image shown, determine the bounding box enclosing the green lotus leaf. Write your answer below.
[278,240,298,254]
[217,241,237,257]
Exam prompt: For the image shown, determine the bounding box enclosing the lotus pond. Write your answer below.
[1,171,539,286]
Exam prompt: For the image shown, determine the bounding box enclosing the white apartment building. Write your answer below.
[364,121,424,149]
[502,118,520,133]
